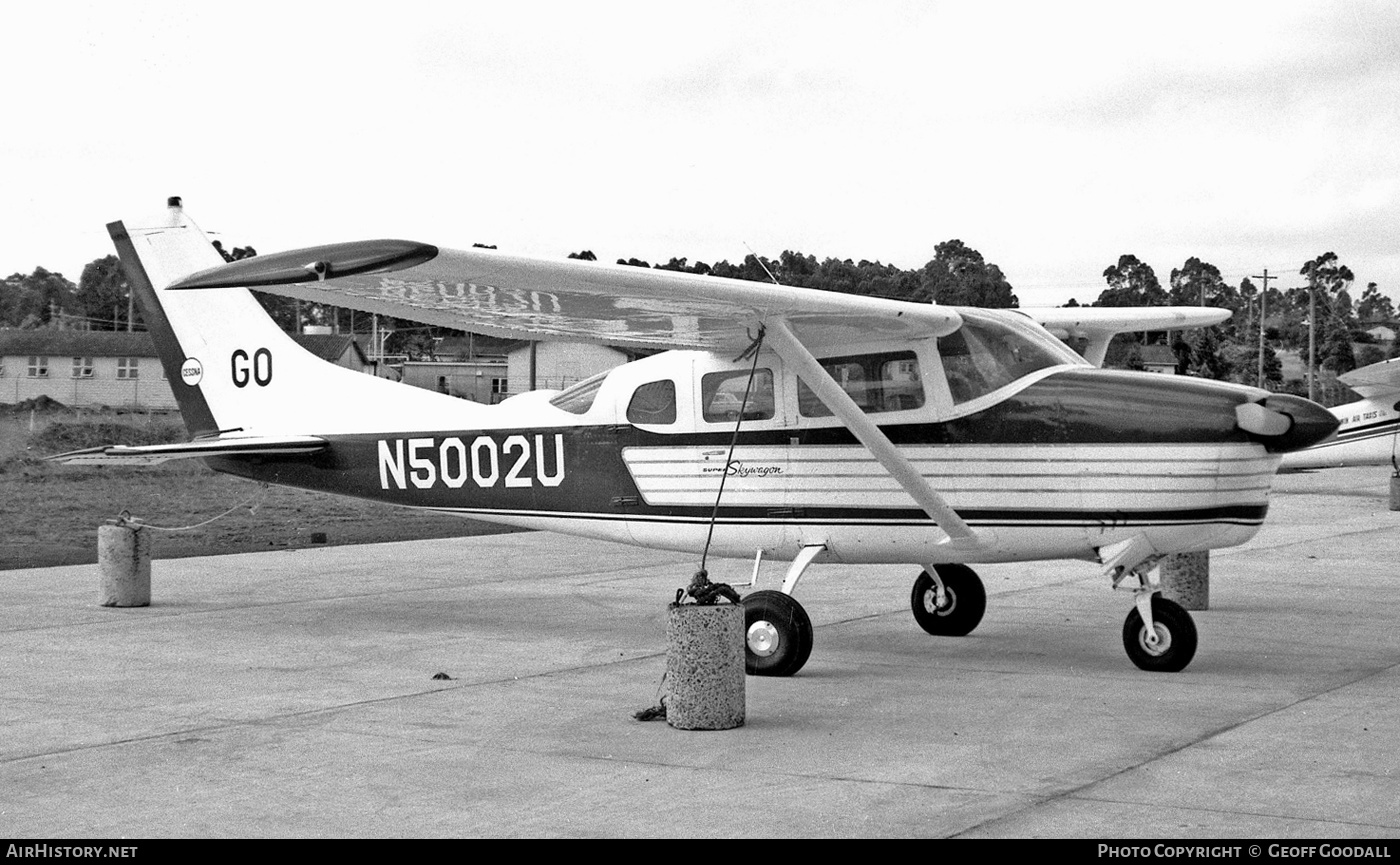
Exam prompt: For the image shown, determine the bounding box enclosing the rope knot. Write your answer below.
[679,568,739,606]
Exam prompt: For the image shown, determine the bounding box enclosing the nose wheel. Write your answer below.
[742,589,814,677]
[1122,593,1197,672]
[911,564,986,636]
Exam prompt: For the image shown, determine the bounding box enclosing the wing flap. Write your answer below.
[169,241,964,351]
[46,435,328,466]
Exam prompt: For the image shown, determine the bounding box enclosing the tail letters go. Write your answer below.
[232,348,273,388]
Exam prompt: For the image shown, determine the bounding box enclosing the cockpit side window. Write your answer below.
[626,380,677,425]
[939,311,1077,404]
[798,351,924,417]
[701,369,775,423]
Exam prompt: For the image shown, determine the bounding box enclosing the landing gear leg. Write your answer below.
[910,563,986,636]
[1102,536,1199,672]
[742,544,822,677]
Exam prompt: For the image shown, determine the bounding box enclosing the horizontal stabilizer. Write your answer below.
[46,435,328,466]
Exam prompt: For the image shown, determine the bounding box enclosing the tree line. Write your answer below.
[1083,251,1398,394]
[5,238,1395,401]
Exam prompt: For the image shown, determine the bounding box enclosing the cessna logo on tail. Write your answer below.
[378,434,565,491]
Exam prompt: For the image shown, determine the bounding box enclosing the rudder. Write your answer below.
[111,198,479,438]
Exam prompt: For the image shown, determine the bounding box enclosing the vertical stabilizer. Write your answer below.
[110,198,485,438]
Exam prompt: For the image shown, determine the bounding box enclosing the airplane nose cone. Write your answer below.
[1242,394,1340,453]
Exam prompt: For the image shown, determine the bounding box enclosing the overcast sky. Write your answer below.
[3,1,1397,307]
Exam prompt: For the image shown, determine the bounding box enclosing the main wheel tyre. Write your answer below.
[742,590,814,677]
[910,564,986,636]
[1122,593,1198,672]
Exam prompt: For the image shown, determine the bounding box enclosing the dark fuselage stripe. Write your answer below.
[419,505,1269,527]
[1332,417,1400,443]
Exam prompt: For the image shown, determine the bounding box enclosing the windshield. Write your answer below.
[939,309,1084,404]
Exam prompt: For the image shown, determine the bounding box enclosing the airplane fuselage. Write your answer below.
[1280,394,1400,470]
[206,345,1312,567]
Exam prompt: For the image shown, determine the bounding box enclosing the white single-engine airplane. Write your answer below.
[53,199,1339,674]
[1280,357,1400,470]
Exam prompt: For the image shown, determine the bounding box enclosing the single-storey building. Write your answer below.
[1,331,175,409]
[505,341,632,394]
[289,333,375,374]
[0,330,376,410]
[399,358,510,403]
[1139,343,1179,375]
[398,341,631,403]
[4,326,651,411]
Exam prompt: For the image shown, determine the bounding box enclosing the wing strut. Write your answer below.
[764,319,982,547]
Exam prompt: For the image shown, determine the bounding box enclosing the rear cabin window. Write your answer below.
[939,311,1074,404]
[626,380,677,425]
[798,351,924,417]
[549,371,609,415]
[701,369,775,423]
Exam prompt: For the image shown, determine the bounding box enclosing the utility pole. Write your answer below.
[1251,269,1274,388]
[1307,285,1316,402]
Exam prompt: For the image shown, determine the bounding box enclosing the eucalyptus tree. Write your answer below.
[917,239,1018,307]
[1097,254,1167,307]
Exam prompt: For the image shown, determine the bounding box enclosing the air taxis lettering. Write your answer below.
[377,434,565,491]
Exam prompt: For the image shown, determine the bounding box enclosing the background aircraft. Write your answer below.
[53,199,1338,675]
[1281,357,1400,470]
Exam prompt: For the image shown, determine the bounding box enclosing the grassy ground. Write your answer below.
[0,410,521,570]
[1275,349,1364,406]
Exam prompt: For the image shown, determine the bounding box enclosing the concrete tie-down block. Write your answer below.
[664,603,745,731]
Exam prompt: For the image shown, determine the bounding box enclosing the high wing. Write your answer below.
[47,434,328,466]
[1023,306,1232,366]
[1339,357,1400,399]
[168,238,984,547]
[169,240,963,352]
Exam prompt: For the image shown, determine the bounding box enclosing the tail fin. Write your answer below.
[110,198,482,437]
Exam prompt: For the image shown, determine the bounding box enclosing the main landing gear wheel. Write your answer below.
[911,564,986,637]
[1122,593,1198,672]
[742,589,814,677]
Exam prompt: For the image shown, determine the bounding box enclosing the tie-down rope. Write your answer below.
[682,326,766,605]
